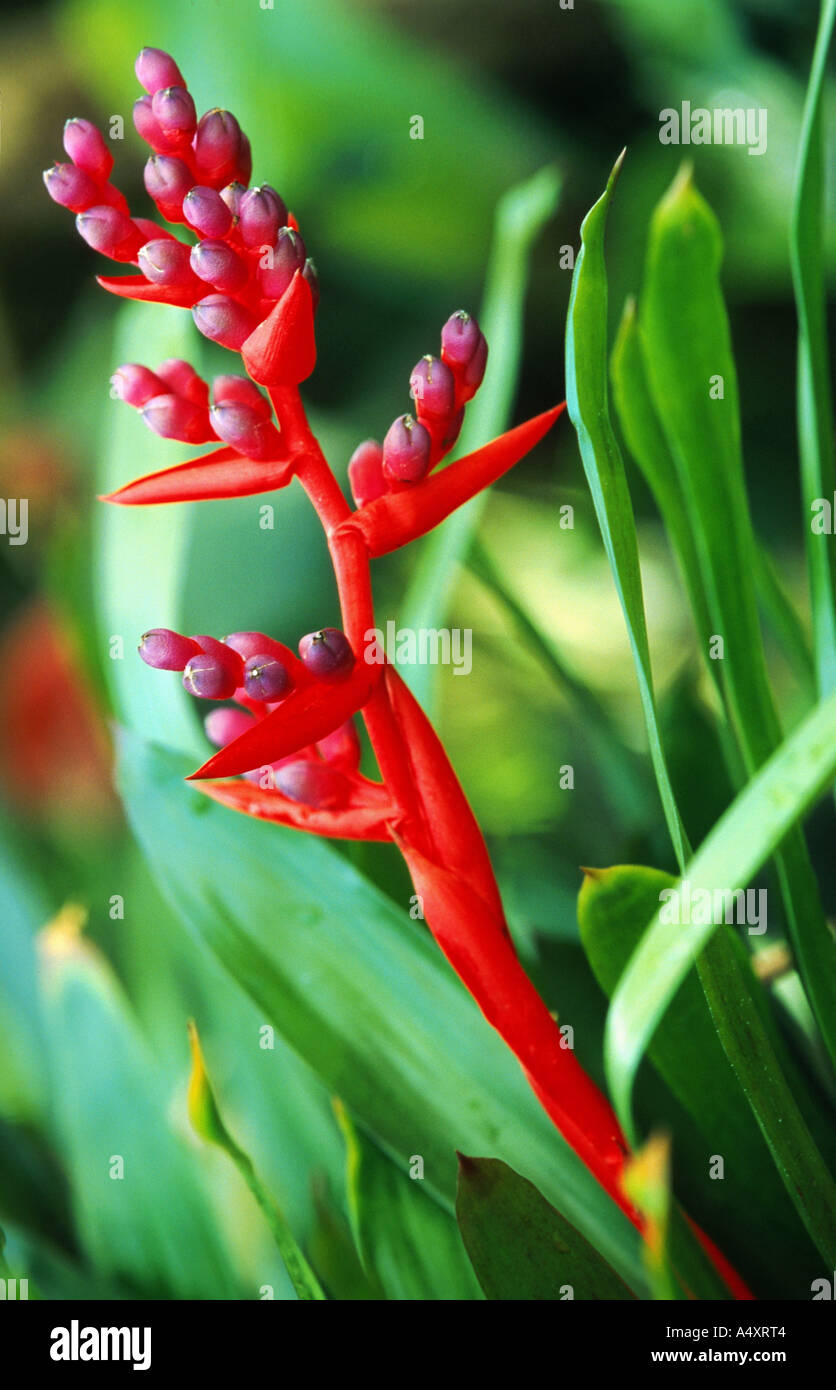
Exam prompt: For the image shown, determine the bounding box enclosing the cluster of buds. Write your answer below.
[111,361,284,460]
[348,311,488,506]
[44,47,318,355]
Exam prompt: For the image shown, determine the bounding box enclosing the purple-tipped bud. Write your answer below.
[111,363,166,407]
[257,227,306,300]
[192,295,258,350]
[440,310,482,370]
[63,118,113,182]
[224,631,293,664]
[348,440,387,508]
[75,206,145,261]
[210,402,282,460]
[462,335,488,398]
[44,162,101,213]
[133,95,179,154]
[238,185,288,249]
[212,375,271,417]
[155,359,210,406]
[138,237,195,286]
[139,627,201,671]
[183,186,233,239]
[141,393,214,444]
[409,355,456,421]
[204,706,255,748]
[151,86,196,144]
[382,414,432,483]
[143,155,192,219]
[135,47,185,95]
[272,759,347,809]
[190,239,248,293]
[183,653,238,700]
[220,181,246,219]
[191,634,244,684]
[243,653,293,701]
[193,109,244,184]
[298,628,355,682]
[235,133,253,186]
[316,719,361,772]
[302,258,320,312]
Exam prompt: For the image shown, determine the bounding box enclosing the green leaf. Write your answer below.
[455,1155,635,1300]
[565,153,689,870]
[604,690,836,1265]
[38,914,242,1298]
[336,1102,482,1300]
[115,728,647,1295]
[400,165,562,713]
[579,865,821,1296]
[638,167,836,1066]
[0,817,49,1123]
[790,0,836,698]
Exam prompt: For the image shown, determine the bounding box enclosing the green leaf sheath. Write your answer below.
[638,170,836,1066]
[565,153,690,870]
[791,0,836,698]
[605,692,836,1264]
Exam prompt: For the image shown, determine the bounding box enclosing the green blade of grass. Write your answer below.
[400,164,562,713]
[791,0,836,699]
[605,688,836,1265]
[638,168,836,1067]
[565,153,690,871]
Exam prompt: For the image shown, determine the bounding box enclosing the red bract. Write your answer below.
[47,46,750,1299]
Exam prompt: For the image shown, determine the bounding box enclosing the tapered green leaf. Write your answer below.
[638,168,836,1066]
[455,1156,635,1300]
[580,865,821,1296]
[115,728,647,1295]
[565,154,689,870]
[791,0,836,699]
[605,691,836,1265]
[336,1103,482,1300]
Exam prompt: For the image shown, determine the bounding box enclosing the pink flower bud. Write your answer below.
[139,627,201,670]
[348,440,387,508]
[135,47,185,95]
[224,632,295,664]
[316,719,361,772]
[302,258,320,312]
[155,359,209,406]
[190,239,248,293]
[192,295,258,350]
[138,237,196,287]
[44,162,101,213]
[234,133,253,186]
[140,393,214,444]
[409,355,456,421]
[63,118,113,182]
[298,628,355,681]
[382,414,432,483]
[183,654,238,700]
[111,363,166,407]
[133,95,180,154]
[190,635,244,687]
[193,109,244,185]
[257,227,306,300]
[183,186,233,239]
[204,707,255,748]
[273,759,347,808]
[238,185,288,249]
[75,206,146,261]
[209,402,282,460]
[243,653,293,701]
[441,405,465,450]
[440,310,482,369]
[143,155,192,219]
[220,181,246,219]
[151,86,197,145]
[462,335,488,398]
[211,376,271,418]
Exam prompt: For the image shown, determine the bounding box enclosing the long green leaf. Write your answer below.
[605,690,836,1264]
[638,168,836,1066]
[116,729,647,1294]
[455,1156,635,1300]
[565,154,689,870]
[400,165,561,712]
[790,0,836,698]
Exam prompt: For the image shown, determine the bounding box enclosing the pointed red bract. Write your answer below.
[241,271,316,386]
[100,446,296,505]
[195,774,394,840]
[342,405,565,556]
[96,273,197,307]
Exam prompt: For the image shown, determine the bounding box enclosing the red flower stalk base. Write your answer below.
[46,48,750,1296]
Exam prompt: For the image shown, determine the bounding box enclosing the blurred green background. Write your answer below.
[0,0,834,1298]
